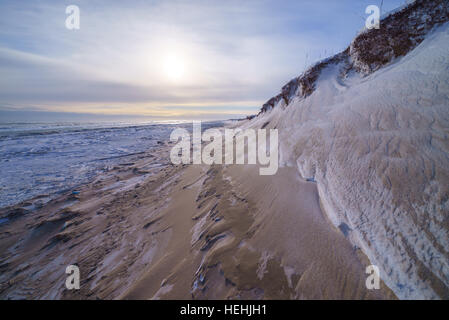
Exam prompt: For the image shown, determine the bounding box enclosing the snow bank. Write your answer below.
[247,23,449,299]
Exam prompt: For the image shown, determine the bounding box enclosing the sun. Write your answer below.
[163,54,185,81]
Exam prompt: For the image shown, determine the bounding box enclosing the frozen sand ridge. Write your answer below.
[251,0,449,299]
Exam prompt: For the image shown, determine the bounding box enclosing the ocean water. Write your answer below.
[0,121,223,208]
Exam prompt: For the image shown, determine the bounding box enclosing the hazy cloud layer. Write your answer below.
[0,0,403,119]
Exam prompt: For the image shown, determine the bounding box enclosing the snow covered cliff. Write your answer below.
[248,0,449,299]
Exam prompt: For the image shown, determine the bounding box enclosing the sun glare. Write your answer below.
[163,54,185,81]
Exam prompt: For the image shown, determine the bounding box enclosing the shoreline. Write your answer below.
[0,135,395,299]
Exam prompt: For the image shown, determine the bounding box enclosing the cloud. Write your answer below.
[0,0,404,119]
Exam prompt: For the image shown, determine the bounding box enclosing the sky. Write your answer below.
[0,0,405,121]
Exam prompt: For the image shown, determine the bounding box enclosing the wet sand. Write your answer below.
[0,140,396,299]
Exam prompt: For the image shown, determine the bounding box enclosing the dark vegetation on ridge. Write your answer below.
[258,0,449,115]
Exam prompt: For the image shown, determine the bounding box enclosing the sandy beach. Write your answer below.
[1,0,448,302]
[0,133,395,299]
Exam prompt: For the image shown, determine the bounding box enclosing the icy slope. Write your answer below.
[247,23,449,299]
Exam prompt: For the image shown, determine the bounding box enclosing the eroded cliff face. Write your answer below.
[248,0,449,299]
[350,0,449,74]
[260,0,449,114]
[260,51,349,113]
